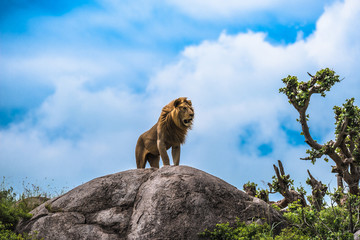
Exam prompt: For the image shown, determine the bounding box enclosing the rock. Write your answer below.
[17,166,284,240]
[355,230,360,240]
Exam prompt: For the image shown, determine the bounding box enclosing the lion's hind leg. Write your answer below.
[148,154,160,168]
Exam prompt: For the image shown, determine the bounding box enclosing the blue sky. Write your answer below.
[1,0,360,198]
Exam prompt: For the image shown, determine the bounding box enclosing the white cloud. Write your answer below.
[1,0,360,194]
[306,0,360,71]
[0,79,144,190]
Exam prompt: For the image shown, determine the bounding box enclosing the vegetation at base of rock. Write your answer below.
[0,178,53,239]
[0,187,32,231]
[199,220,311,240]
[199,219,276,240]
[226,159,360,239]
[199,195,359,239]
[0,222,41,240]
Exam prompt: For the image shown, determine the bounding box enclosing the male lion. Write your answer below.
[135,97,194,168]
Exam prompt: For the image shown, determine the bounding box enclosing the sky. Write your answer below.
[1,0,360,199]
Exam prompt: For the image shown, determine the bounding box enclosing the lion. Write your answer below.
[135,97,194,168]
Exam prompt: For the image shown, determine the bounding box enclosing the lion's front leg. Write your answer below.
[172,145,180,166]
[157,139,170,166]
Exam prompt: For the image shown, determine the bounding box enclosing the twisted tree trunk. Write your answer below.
[269,160,307,209]
[307,170,327,211]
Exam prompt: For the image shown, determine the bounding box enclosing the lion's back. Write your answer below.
[140,123,159,153]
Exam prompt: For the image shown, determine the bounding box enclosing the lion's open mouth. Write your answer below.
[183,118,193,126]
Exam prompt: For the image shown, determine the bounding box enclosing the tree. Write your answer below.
[279,68,360,194]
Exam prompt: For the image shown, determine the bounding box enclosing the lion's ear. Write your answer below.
[174,98,182,108]
[187,100,192,106]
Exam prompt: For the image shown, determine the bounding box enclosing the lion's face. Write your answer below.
[177,101,194,128]
[160,97,194,131]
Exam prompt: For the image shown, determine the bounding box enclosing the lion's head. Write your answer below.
[159,97,194,142]
[172,97,194,128]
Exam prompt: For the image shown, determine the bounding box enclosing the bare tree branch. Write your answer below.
[307,170,327,211]
[269,160,306,209]
[298,109,323,150]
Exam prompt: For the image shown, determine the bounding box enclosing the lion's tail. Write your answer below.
[135,136,146,168]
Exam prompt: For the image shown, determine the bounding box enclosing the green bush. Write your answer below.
[0,222,40,240]
[198,218,314,240]
[0,186,32,231]
[199,195,360,240]
[282,201,355,240]
[0,178,52,239]
[199,219,275,240]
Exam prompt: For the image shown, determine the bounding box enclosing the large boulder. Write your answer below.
[17,166,284,239]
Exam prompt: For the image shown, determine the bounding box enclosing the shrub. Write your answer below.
[0,178,52,239]
[282,201,355,239]
[199,195,360,240]
[0,222,40,240]
[0,186,32,231]
[199,219,275,240]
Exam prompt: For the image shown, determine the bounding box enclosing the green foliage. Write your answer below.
[333,98,360,164]
[199,217,313,239]
[279,68,340,109]
[244,181,257,189]
[283,200,355,240]
[199,205,356,239]
[328,188,344,205]
[0,222,40,240]
[0,186,32,231]
[296,185,307,196]
[0,178,54,239]
[200,193,360,239]
[305,97,360,165]
[333,98,359,135]
[256,189,269,203]
[274,227,310,240]
[269,174,294,194]
[243,182,269,202]
[279,75,308,108]
[199,219,275,240]
[305,147,327,164]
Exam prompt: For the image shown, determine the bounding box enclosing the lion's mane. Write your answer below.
[158,97,193,145]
